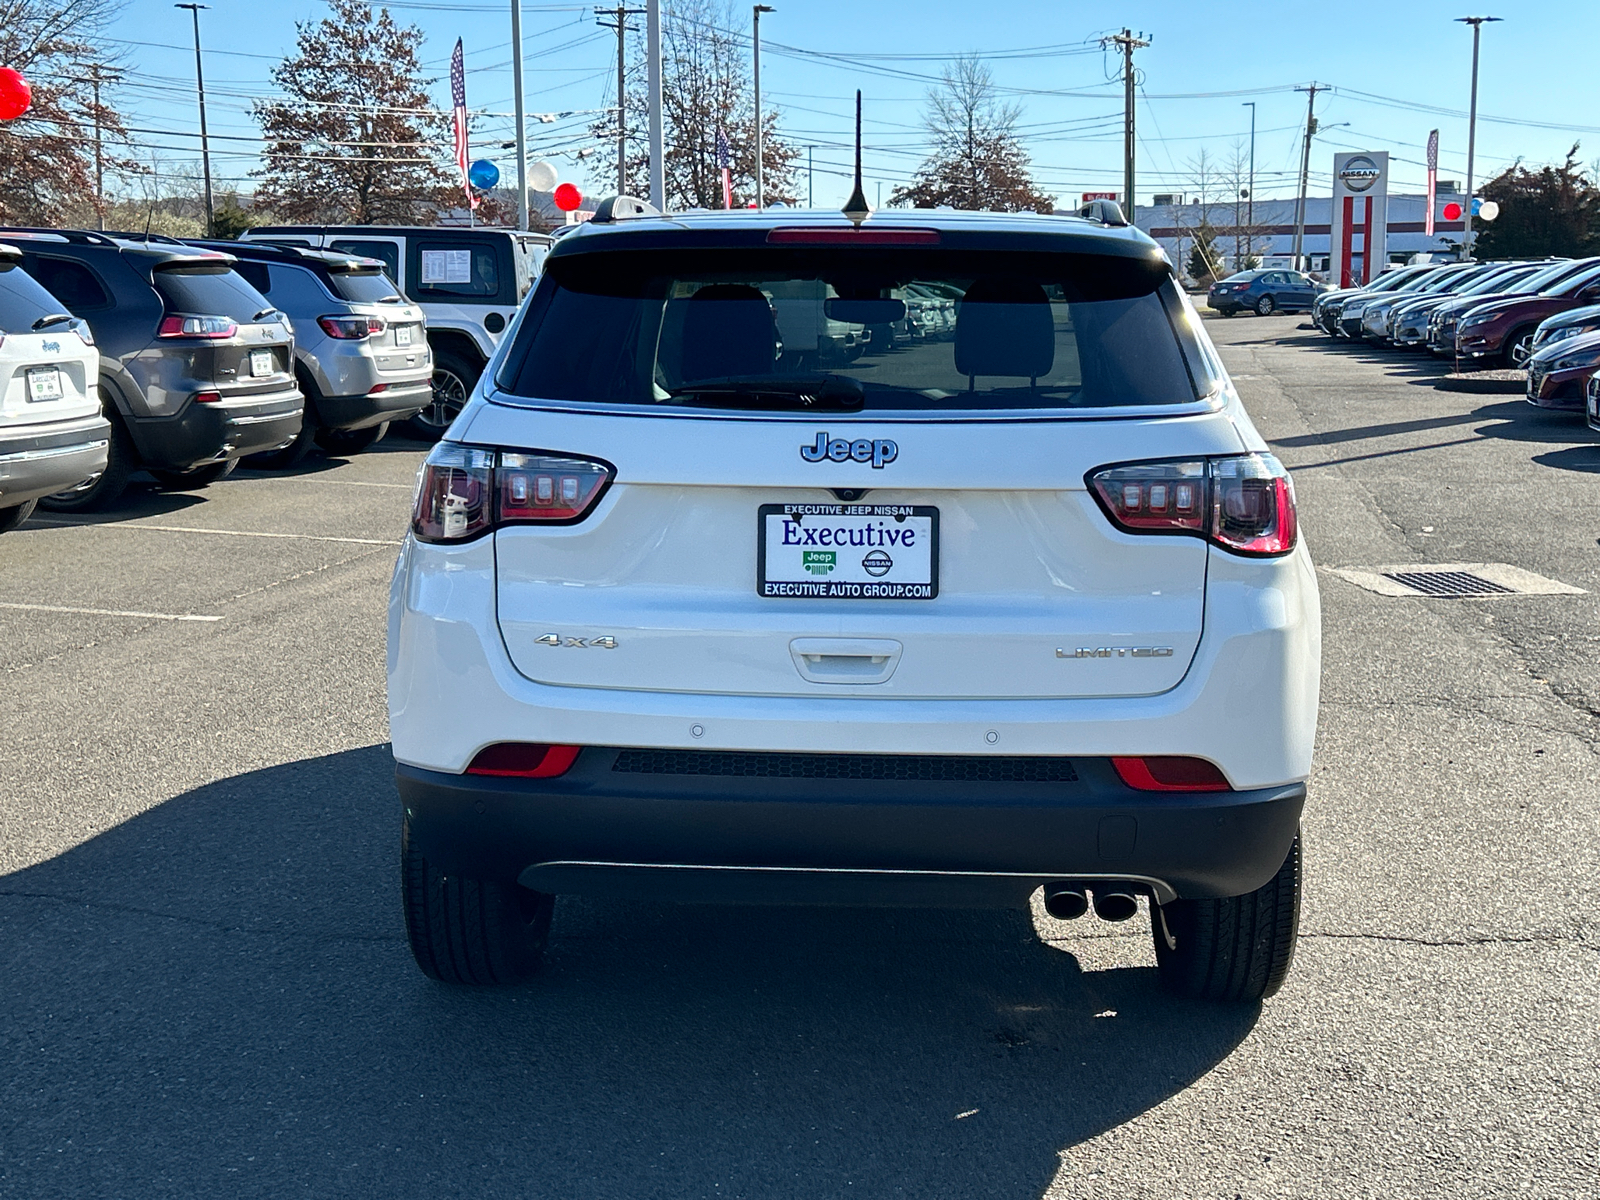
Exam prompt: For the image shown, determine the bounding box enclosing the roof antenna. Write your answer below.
[143,200,154,243]
[842,90,870,227]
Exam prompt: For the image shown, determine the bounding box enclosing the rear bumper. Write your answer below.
[0,414,112,506]
[317,379,432,431]
[128,386,304,471]
[396,754,1306,904]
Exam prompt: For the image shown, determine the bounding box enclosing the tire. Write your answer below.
[1152,832,1301,1002]
[247,384,319,469]
[39,414,135,513]
[0,498,37,534]
[149,458,236,491]
[314,420,388,458]
[1255,294,1276,316]
[405,352,477,441]
[1505,328,1536,369]
[401,817,554,984]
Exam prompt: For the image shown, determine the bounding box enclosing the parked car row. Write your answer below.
[1304,253,1600,430]
[0,222,554,531]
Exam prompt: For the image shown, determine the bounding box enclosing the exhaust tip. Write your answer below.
[1092,885,1140,923]
[1043,884,1089,921]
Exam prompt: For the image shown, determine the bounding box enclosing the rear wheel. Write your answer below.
[0,499,37,534]
[40,414,135,513]
[401,817,554,984]
[149,458,236,491]
[1505,328,1537,369]
[1152,833,1301,1002]
[405,352,476,441]
[314,421,388,458]
[1255,294,1276,316]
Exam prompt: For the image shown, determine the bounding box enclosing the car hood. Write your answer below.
[1539,302,1600,334]
[1531,328,1600,367]
[1433,291,1525,319]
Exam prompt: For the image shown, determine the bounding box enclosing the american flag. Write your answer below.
[451,39,478,210]
[716,125,732,209]
[1425,129,1439,237]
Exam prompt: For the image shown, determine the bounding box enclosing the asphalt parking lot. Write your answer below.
[1,318,1595,1199]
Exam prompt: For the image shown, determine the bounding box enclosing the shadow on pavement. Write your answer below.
[0,747,1256,1199]
[28,484,207,528]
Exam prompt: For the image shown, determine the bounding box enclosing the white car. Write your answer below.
[388,208,1321,1001]
[0,244,110,533]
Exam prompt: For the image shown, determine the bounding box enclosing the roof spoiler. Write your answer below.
[1077,199,1130,227]
[0,226,119,246]
[0,242,20,263]
[588,194,661,224]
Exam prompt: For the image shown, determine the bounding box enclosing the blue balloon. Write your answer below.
[468,159,500,190]
[1470,197,1482,216]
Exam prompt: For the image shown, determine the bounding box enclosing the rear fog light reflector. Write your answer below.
[1111,756,1231,792]
[466,743,582,778]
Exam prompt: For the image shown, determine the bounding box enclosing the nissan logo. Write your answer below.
[1339,155,1381,193]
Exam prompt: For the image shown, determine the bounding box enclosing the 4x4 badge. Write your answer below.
[801,432,898,469]
[536,634,617,649]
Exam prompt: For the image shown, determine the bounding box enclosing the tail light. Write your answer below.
[466,743,582,778]
[1112,756,1231,792]
[1087,453,1297,557]
[411,442,614,543]
[159,314,237,339]
[318,315,386,339]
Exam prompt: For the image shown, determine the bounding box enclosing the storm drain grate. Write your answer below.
[611,749,1078,783]
[1383,570,1514,598]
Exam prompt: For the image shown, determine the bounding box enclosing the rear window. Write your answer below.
[329,240,399,284]
[0,262,69,331]
[329,269,402,304]
[499,248,1213,412]
[26,256,113,310]
[152,266,270,320]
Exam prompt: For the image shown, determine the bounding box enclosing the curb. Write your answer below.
[1435,371,1525,394]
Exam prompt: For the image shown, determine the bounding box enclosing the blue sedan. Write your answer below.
[1208,269,1323,316]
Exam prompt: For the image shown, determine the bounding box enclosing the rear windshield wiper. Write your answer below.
[253,307,277,322]
[666,374,865,412]
[31,313,74,330]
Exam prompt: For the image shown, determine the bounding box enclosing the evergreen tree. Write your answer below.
[1473,146,1600,258]
[890,57,1053,213]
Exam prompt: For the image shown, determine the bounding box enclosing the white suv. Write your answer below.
[388,208,1321,1001]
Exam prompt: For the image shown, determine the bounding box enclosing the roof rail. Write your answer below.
[588,194,661,224]
[0,226,120,246]
[103,230,187,245]
[1076,199,1130,228]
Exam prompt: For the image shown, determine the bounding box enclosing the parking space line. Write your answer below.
[29,520,401,546]
[0,602,224,622]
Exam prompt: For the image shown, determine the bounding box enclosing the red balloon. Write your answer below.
[1442,201,1463,221]
[553,182,582,212]
[0,67,31,121]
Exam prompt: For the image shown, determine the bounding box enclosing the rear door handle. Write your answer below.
[789,638,902,684]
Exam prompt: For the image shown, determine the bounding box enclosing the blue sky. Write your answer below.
[104,0,1600,209]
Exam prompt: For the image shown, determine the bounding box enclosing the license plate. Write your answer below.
[394,325,412,347]
[26,366,63,402]
[250,349,274,377]
[759,504,939,599]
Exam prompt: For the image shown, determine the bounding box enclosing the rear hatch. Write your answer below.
[326,263,429,377]
[0,255,99,429]
[149,258,295,397]
[480,230,1244,701]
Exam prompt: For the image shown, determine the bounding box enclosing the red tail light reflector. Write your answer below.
[367,383,388,394]
[1112,756,1231,792]
[159,314,237,339]
[1087,453,1297,556]
[411,444,614,543]
[466,743,582,778]
[194,391,221,404]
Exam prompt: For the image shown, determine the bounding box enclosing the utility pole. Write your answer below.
[85,64,122,231]
[1291,82,1324,271]
[646,0,664,210]
[753,5,774,207]
[807,144,814,207]
[175,4,214,237]
[511,0,529,228]
[1103,29,1149,220]
[1242,100,1256,267]
[596,7,644,196]
[1456,16,1501,260]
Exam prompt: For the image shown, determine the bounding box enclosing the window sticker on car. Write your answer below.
[420,249,472,285]
[758,503,939,599]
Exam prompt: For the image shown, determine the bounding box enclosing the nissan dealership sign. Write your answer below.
[1329,151,1390,288]
[1337,155,1382,194]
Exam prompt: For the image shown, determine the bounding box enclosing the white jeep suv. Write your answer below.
[388,208,1320,1001]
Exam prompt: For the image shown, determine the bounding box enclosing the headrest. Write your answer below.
[954,278,1055,380]
[679,283,777,381]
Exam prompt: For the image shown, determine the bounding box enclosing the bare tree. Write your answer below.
[0,0,131,224]
[1222,140,1263,272]
[1183,148,1224,282]
[591,0,797,209]
[890,56,1053,212]
[252,0,463,224]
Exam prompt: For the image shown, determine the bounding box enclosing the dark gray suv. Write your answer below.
[0,229,303,510]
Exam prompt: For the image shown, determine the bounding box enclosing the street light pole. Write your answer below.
[1456,16,1501,260]
[174,4,214,237]
[1291,82,1324,272]
[511,0,529,228]
[753,5,774,208]
[1242,101,1255,266]
[646,0,664,210]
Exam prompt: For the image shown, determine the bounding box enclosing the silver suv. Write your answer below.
[187,240,431,463]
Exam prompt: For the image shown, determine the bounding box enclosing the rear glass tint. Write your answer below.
[153,266,270,321]
[499,248,1211,412]
[330,269,403,304]
[0,263,68,331]
[329,240,400,283]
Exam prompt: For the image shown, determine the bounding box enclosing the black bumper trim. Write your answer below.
[395,750,1306,906]
[317,382,432,431]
